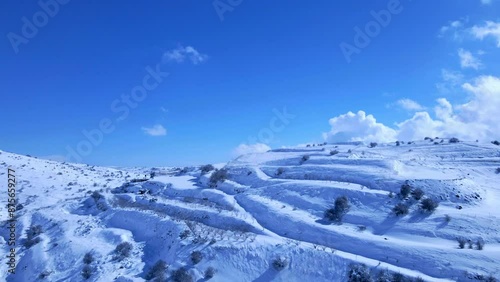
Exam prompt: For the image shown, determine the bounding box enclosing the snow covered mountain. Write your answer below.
[1,139,499,282]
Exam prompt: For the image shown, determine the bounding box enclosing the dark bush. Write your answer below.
[369,142,378,148]
[272,257,288,271]
[476,239,485,250]
[492,140,500,146]
[114,242,132,260]
[330,150,339,155]
[393,203,409,216]
[411,188,425,200]
[38,270,52,279]
[325,196,350,222]
[200,164,215,174]
[457,237,467,249]
[301,155,310,163]
[424,137,432,141]
[204,267,216,280]
[171,268,193,282]
[25,224,43,248]
[276,167,285,176]
[445,214,451,222]
[400,184,412,198]
[496,168,500,174]
[190,251,203,264]
[146,260,167,281]
[420,198,438,212]
[82,265,93,280]
[391,273,411,282]
[449,137,460,143]
[395,141,400,146]
[347,264,372,282]
[83,252,94,264]
[209,168,228,188]
[91,191,103,201]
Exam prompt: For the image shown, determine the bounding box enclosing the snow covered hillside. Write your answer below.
[1,139,499,281]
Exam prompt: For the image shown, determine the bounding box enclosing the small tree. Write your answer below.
[190,251,203,264]
[392,203,409,216]
[145,260,167,281]
[420,198,438,212]
[411,188,425,200]
[325,196,350,222]
[204,267,216,280]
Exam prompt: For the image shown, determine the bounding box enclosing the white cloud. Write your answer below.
[458,48,482,69]
[436,69,464,93]
[163,45,208,65]
[322,111,397,143]
[396,99,425,111]
[324,75,500,142]
[142,124,167,136]
[233,143,271,157]
[471,21,500,47]
[481,0,492,4]
[439,18,468,39]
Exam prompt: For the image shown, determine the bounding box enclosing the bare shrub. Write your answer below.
[272,257,288,271]
[325,196,350,222]
[476,239,485,250]
[457,237,467,249]
[276,167,285,176]
[400,184,412,198]
[171,267,193,282]
[114,242,132,260]
[209,168,228,188]
[347,264,372,282]
[190,251,203,264]
[146,260,167,281]
[83,252,94,264]
[200,164,215,174]
[81,265,93,280]
[204,267,216,280]
[392,203,409,216]
[420,198,438,213]
[411,188,425,200]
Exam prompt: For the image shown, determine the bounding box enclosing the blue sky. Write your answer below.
[1,0,500,167]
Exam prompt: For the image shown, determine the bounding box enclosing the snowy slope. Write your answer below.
[0,139,499,281]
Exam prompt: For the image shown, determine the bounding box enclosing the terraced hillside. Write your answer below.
[1,139,499,281]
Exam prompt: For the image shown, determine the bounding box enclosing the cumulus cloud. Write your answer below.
[142,124,167,136]
[439,18,468,39]
[322,111,397,143]
[471,21,500,47]
[323,75,500,143]
[163,45,208,65]
[396,98,425,111]
[458,48,482,69]
[233,143,271,157]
